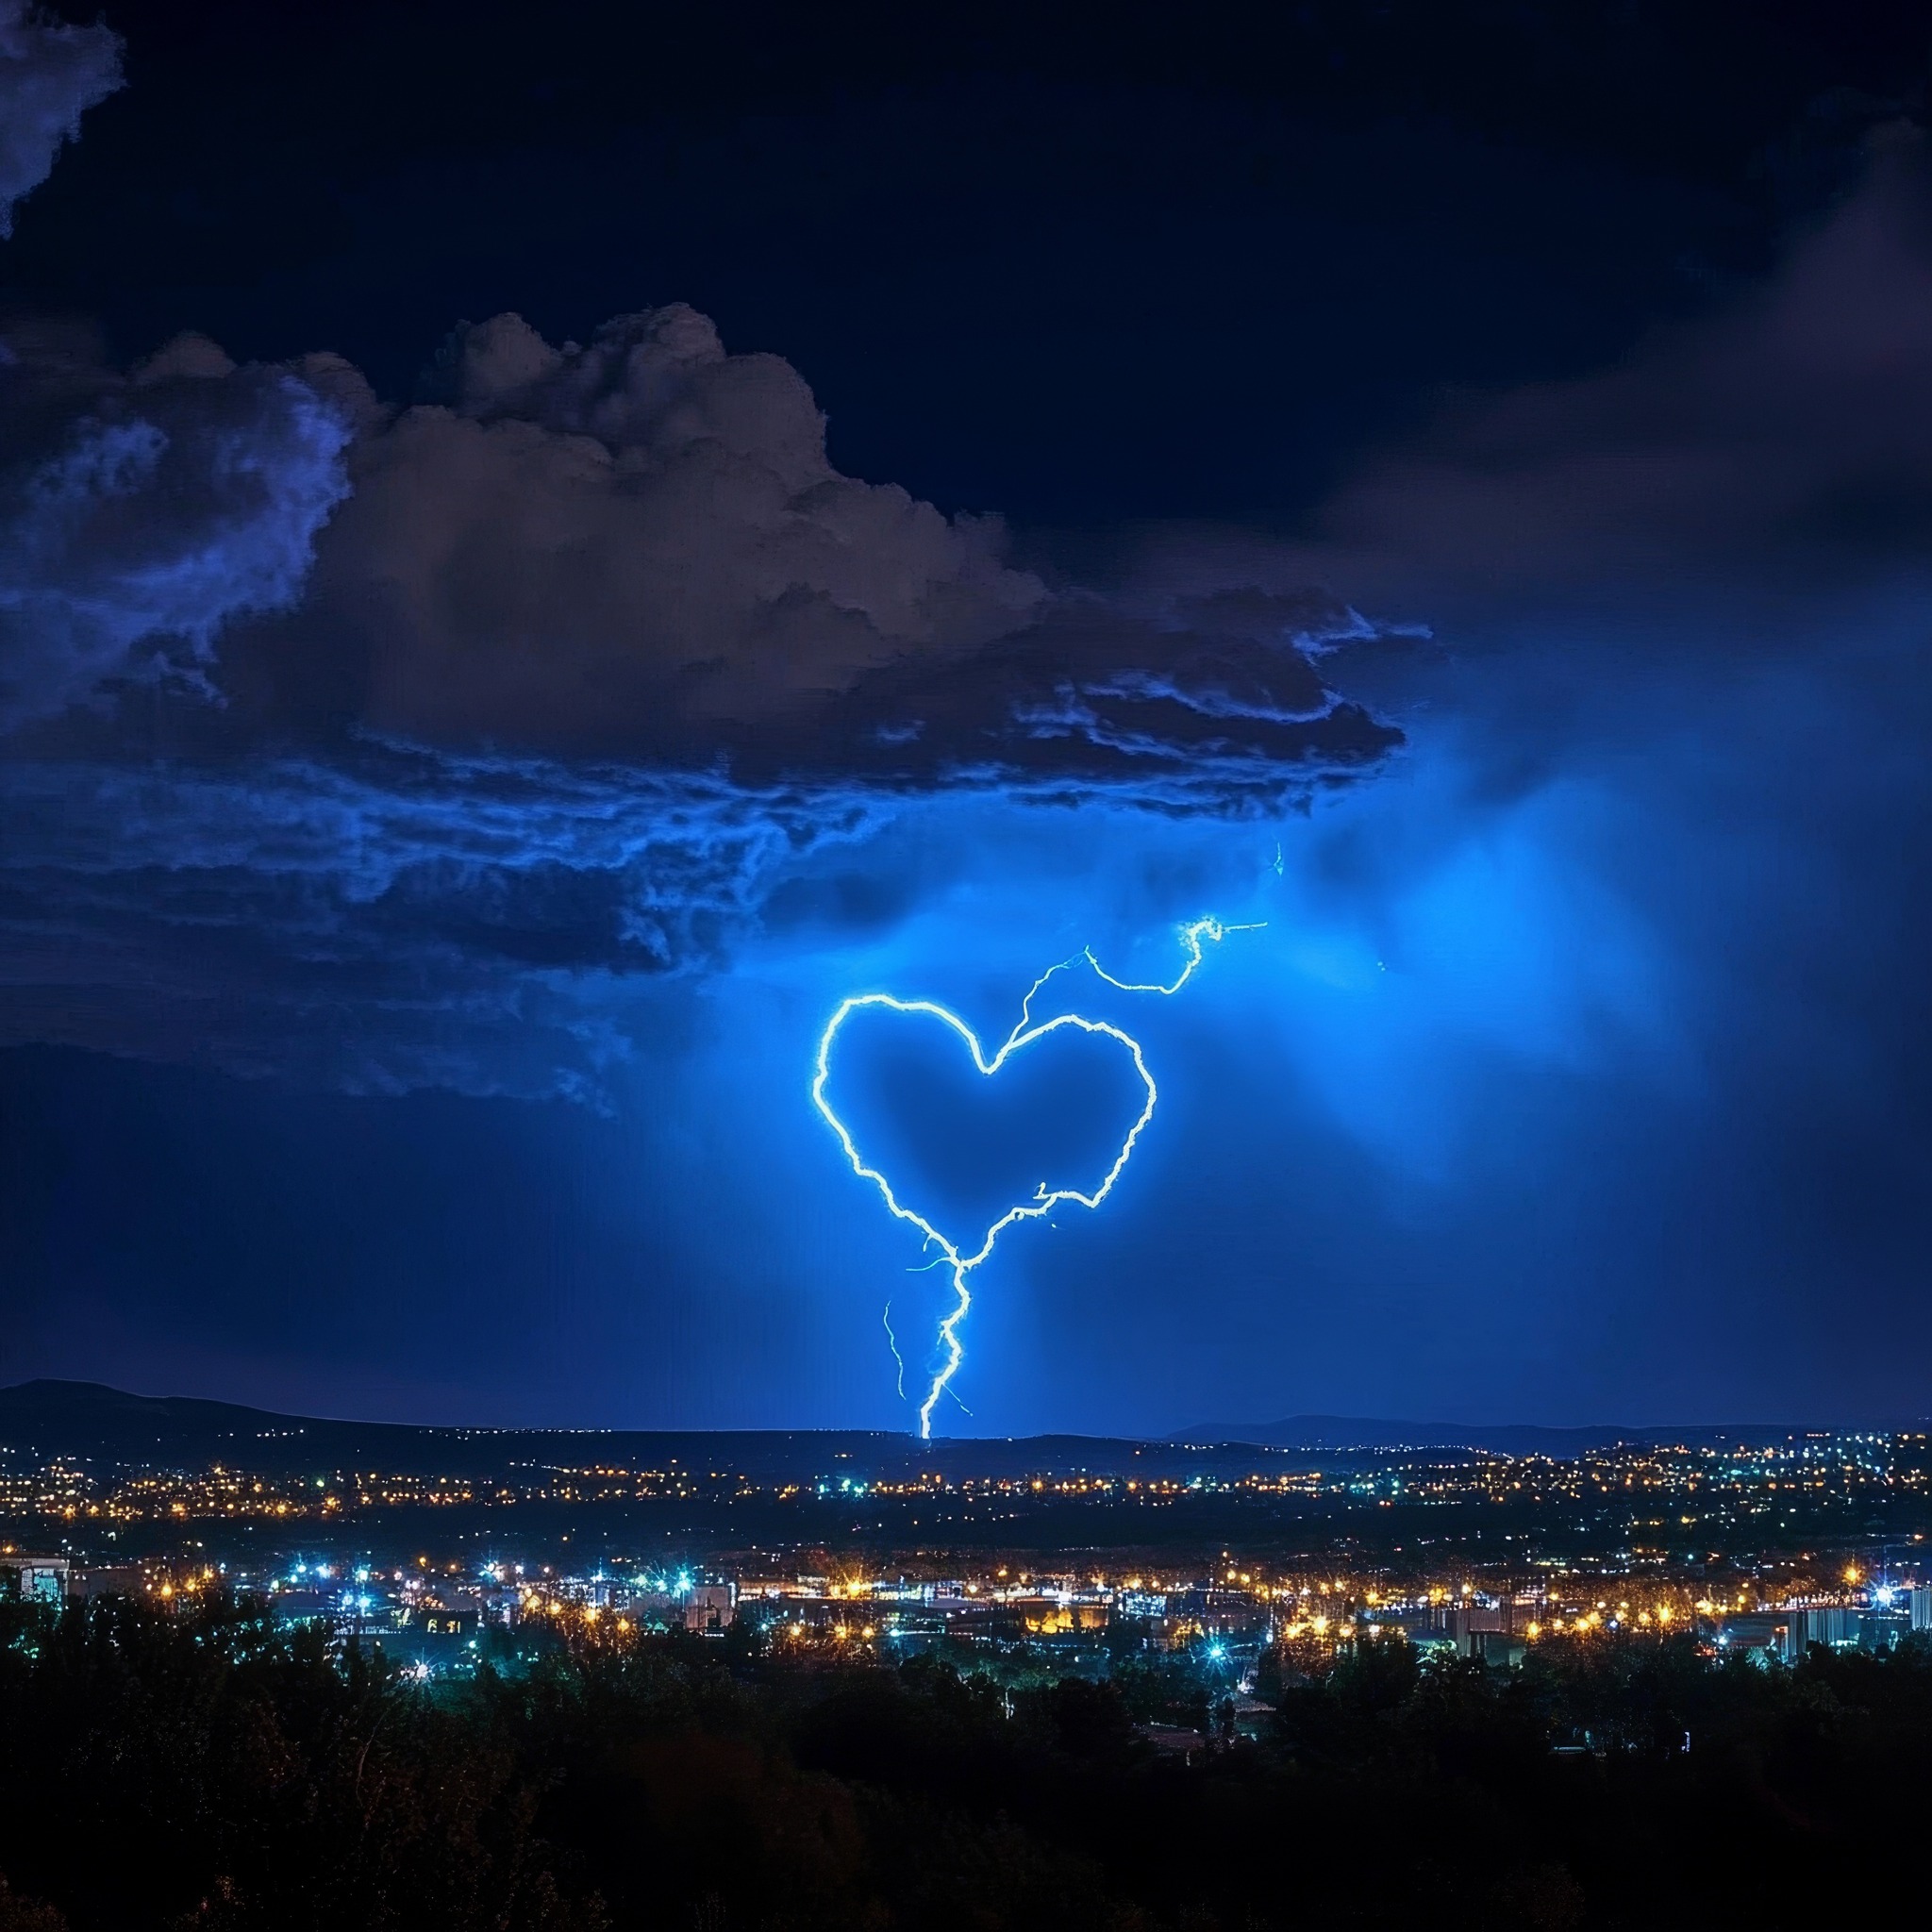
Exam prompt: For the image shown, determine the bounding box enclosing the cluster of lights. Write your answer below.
[775,1616,878,1643]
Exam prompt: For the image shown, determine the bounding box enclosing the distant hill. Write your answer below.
[1173,1414,1813,1454]
[0,1380,1295,1483]
[0,1379,909,1481]
[1,1381,1869,1484]
[0,1379,352,1457]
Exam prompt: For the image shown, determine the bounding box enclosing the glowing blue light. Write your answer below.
[882,1302,908,1400]
[814,916,1257,1437]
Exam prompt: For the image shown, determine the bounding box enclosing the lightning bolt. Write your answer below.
[881,1300,908,1400]
[812,917,1256,1439]
[1083,914,1264,999]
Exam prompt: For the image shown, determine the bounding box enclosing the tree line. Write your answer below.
[1,1593,1928,1931]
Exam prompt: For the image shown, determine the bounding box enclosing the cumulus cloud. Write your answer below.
[0,0,122,237]
[0,324,352,728]
[291,306,1047,752]
[210,304,1400,806]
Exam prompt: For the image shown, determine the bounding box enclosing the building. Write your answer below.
[684,1582,736,1634]
[1911,1586,1932,1634]
[1170,1587,1270,1640]
[1714,1612,1791,1662]
[1467,1628,1527,1668]
[1787,1606,1858,1655]
[1858,1609,1910,1652]
[72,1563,150,1600]
[414,1607,479,1639]
[0,1554,69,1603]
[1008,1591,1108,1634]
[1228,1695,1276,1740]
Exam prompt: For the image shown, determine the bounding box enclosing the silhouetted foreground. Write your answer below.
[2,1598,1929,1931]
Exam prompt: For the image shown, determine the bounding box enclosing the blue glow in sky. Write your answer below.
[8,606,1932,1437]
[812,919,1253,1435]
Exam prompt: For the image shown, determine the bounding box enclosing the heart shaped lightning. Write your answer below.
[812,917,1257,1436]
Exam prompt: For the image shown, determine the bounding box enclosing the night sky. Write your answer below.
[4,0,1932,1435]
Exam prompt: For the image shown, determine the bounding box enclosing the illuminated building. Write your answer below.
[684,1582,736,1634]
[0,1552,67,1602]
[1787,1606,1858,1654]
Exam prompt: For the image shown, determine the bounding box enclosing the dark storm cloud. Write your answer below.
[834,587,1402,812]
[0,743,887,1099]
[0,323,351,728]
[226,304,1398,795]
[293,306,1047,751]
[0,0,121,237]
[0,301,1401,1093]
[1274,135,1932,611]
